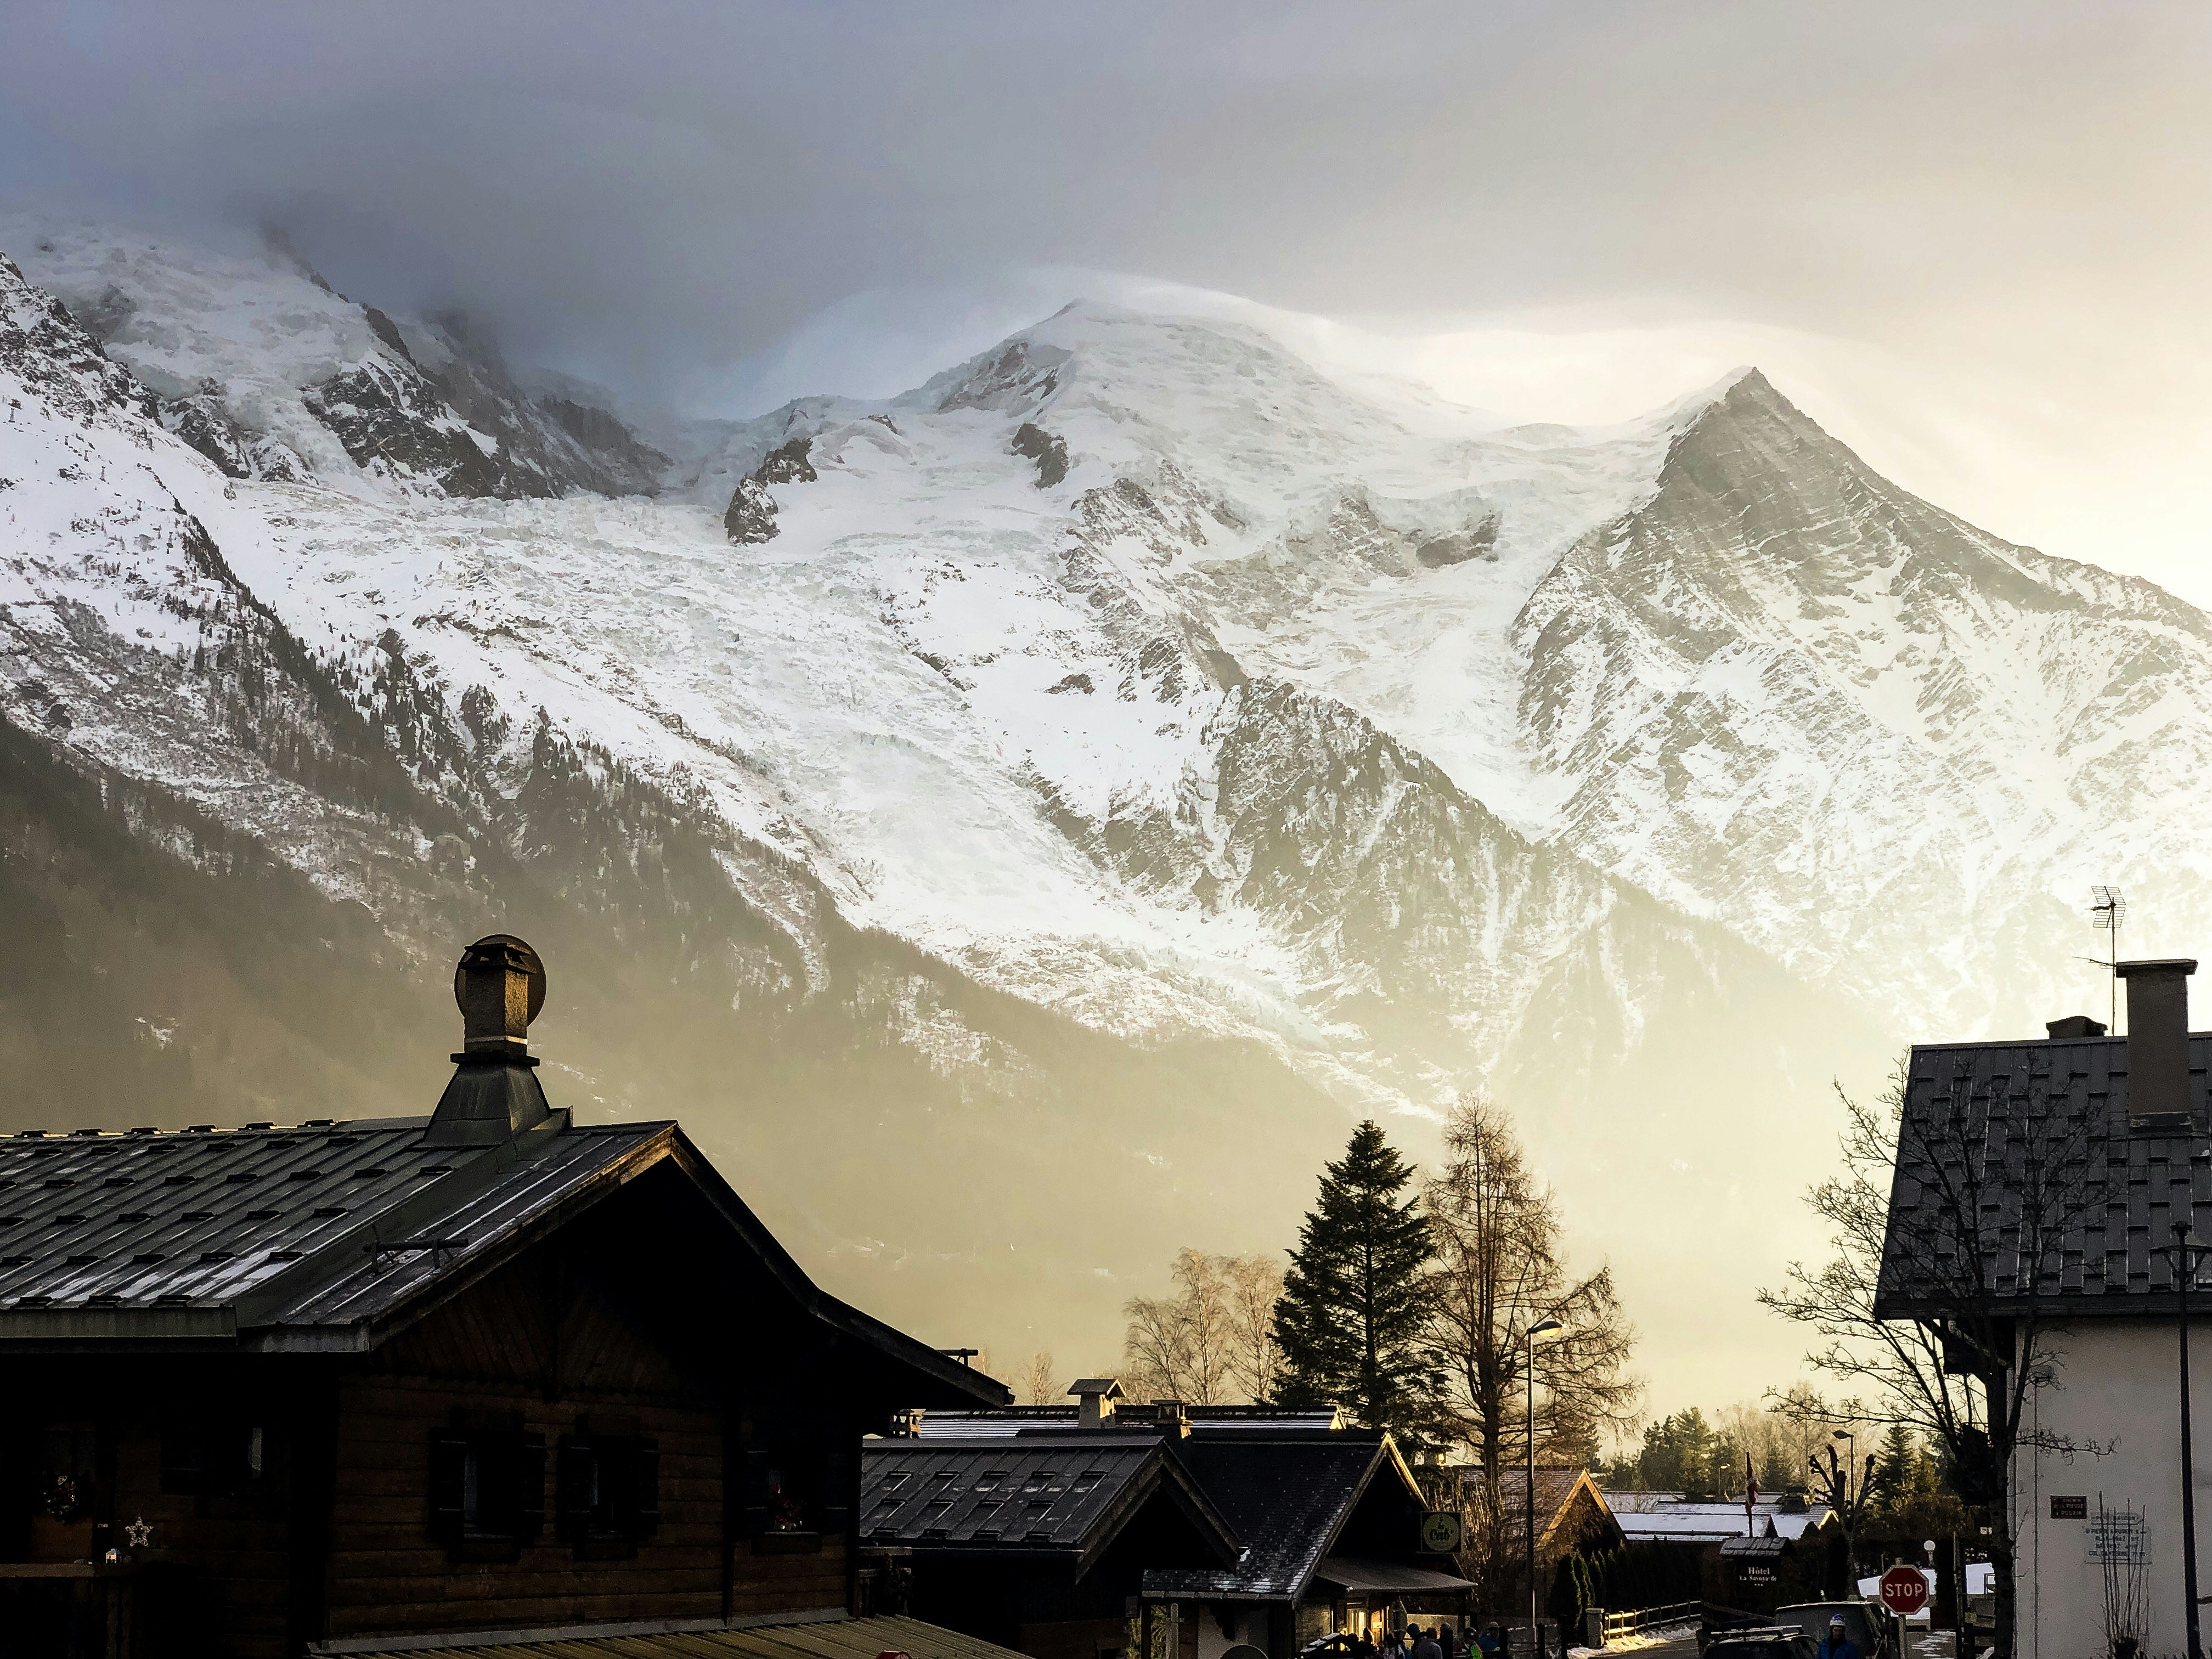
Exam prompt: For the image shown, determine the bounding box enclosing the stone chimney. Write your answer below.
[1067,1378,1126,1428]
[2117,959,2198,1130]
[426,934,555,1147]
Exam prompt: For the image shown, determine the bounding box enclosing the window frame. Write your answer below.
[428,1413,546,1563]
[555,1416,660,1560]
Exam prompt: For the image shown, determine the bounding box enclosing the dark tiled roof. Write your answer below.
[1312,1558,1475,1594]
[1719,1535,1792,1560]
[915,1406,1342,1440]
[0,1103,1011,1408]
[859,1436,1237,1568]
[0,1110,659,1336]
[1876,1033,2212,1317]
[1143,1431,1396,1602]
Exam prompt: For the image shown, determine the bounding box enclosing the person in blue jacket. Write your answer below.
[1814,1613,1860,1659]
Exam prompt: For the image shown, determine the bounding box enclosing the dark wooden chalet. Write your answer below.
[858,1428,1239,1659]
[1140,1423,1471,1655]
[872,1387,1470,1659]
[0,935,1011,1658]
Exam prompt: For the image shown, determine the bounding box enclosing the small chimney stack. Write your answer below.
[426,934,555,1147]
[458,935,542,1056]
[1068,1378,1126,1428]
[2117,959,2198,1129]
[2046,1015,2108,1040]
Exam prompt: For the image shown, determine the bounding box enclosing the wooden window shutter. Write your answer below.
[515,1432,548,1543]
[633,1438,661,1539]
[556,1437,595,1544]
[427,1431,469,1547]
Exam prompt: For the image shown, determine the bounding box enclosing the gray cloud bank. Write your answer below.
[1,3,2199,390]
[5,1,2210,594]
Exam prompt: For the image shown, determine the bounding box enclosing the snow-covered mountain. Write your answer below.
[5,211,2194,1396]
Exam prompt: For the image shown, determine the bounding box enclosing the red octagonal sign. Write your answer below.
[1880,1566,1930,1615]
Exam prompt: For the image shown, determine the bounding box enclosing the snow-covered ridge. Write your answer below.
[1,211,667,500]
[24,205,2202,1052]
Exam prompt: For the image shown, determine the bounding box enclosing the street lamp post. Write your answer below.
[1525,1319,1564,1657]
[2151,1223,2212,1659]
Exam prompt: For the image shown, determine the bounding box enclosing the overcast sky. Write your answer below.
[5,0,2210,595]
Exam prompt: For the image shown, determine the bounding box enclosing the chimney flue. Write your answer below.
[457,934,545,1054]
[426,935,555,1147]
[1067,1378,1126,1428]
[2117,958,2198,1128]
[2046,1015,2108,1040]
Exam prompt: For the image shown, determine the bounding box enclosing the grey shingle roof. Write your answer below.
[859,1435,1238,1572]
[1143,1432,1396,1603]
[1877,1032,2212,1317]
[915,1407,1342,1440]
[0,1109,660,1340]
[0,1101,1011,1409]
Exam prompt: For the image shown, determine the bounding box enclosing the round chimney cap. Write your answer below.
[455,934,548,1025]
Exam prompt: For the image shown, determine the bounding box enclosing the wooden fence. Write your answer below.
[1600,1600,1703,1643]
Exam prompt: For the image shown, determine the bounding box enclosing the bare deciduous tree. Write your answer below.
[1221,1253,1286,1403]
[1122,1248,1283,1404]
[1019,1350,1059,1407]
[1423,1091,1641,1604]
[1759,1067,2104,1649]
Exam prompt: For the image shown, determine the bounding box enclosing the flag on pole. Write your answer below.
[1745,1450,1758,1537]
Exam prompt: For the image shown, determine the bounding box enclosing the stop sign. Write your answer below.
[1880,1565,1931,1615]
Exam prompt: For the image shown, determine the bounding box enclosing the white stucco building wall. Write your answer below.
[2015,1320,2212,1659]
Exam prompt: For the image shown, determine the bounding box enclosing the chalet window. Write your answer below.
[428,1413,545,1562]
[161,1421,274,1516]
[556,1417,659,1559]
[742,1445,850,1540]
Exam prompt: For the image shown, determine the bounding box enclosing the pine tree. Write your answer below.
[1272,1120,1437,1438]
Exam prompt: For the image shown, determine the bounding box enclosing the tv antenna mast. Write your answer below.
[2090,885,2127,1031]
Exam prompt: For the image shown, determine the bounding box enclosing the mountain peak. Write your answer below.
[1657,364,1773,426]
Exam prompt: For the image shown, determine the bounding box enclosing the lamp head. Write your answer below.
[1527,1318,1565,1340]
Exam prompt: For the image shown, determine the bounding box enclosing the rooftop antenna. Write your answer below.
[2091,885,2128,1032]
